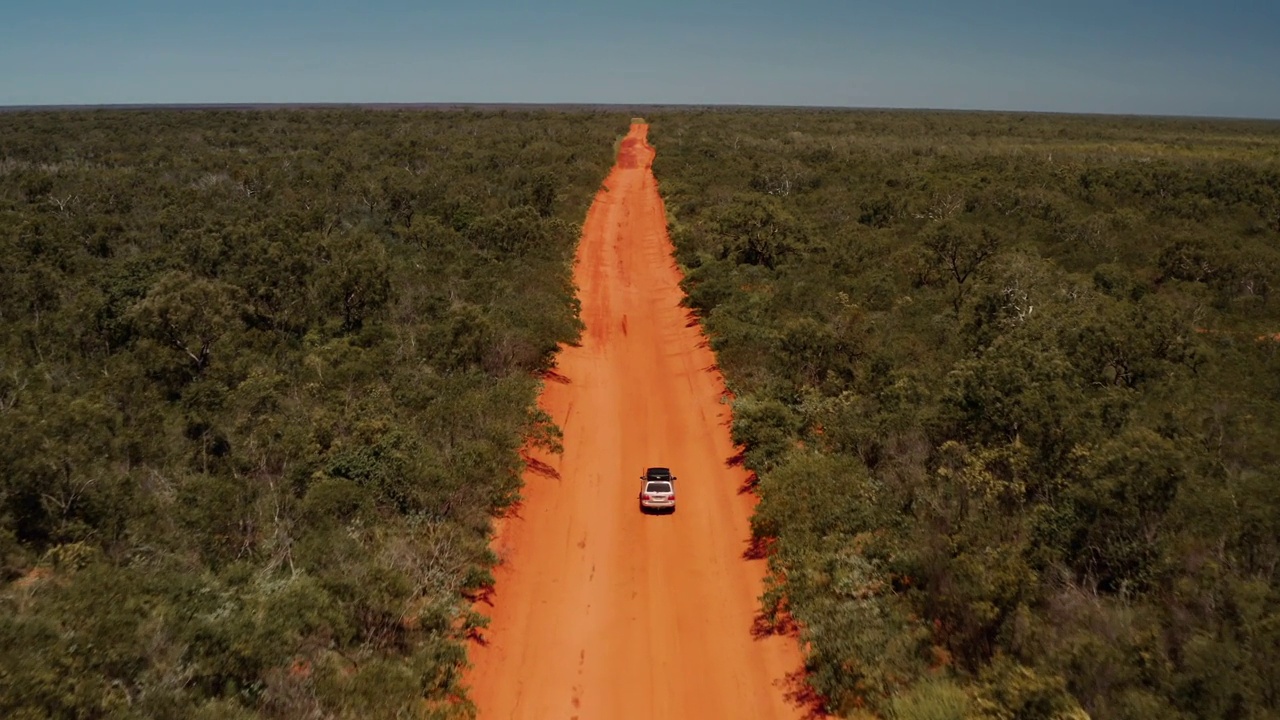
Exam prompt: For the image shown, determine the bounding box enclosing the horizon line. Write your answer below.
[2,101,1278,123]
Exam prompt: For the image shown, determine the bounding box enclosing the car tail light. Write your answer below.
[642,494,652,501]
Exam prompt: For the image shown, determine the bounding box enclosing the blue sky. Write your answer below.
[2,0,1278,118]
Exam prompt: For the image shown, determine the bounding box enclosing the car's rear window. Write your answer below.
[645,482,672,494]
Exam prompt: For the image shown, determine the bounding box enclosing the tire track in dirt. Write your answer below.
[463,124,816,720]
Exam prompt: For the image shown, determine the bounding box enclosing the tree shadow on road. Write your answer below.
[778,670,830,720]
[465,584,495,609]
[725,452,759,496]
[742,533,773,561]
[747,589,793,638]
[751,602,797,638]
[538,367,572,384]
[753,609,830,717]
[522,455,561,480]
[466,626,491,646]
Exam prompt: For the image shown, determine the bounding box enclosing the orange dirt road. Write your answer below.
[462,124,814,720]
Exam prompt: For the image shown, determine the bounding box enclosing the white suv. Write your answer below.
[638,467,676,513]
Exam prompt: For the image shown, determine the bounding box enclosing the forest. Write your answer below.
[647,109,1280,719]
[5,104,1280,720]
[0,107,625,718]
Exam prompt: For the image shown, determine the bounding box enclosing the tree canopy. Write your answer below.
[650,108,1280,720]
[0,107,626,719]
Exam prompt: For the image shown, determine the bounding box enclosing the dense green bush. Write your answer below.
[0,107,624,718]
[650,108,1280,719]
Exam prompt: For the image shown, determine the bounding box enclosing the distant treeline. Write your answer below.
[0,108,625,718]
[649,109,1280,720]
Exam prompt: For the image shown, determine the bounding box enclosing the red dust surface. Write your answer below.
[462,124,819,719]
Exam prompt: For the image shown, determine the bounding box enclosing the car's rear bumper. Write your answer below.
[640,500,675,510]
